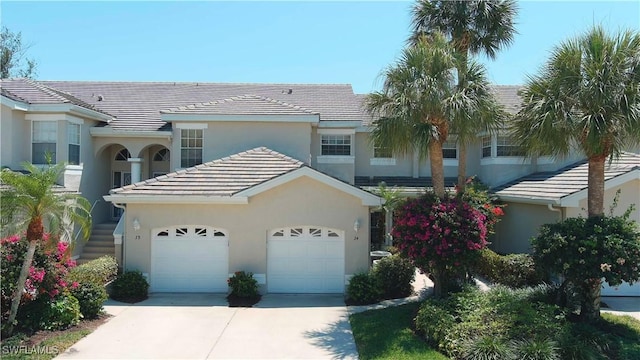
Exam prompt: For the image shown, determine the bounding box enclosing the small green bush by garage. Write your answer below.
[371,255,415,299]
[347,272,382,305]
[70,282,108,319]
[110,270,149,303]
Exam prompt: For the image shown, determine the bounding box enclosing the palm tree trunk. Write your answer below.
[429,140,446,198]
[457,142,467,191]
[587,156,605,217]
[6,240,37,336]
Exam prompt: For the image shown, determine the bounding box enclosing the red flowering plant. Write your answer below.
[1,233,77,324]
[392,186,503,298]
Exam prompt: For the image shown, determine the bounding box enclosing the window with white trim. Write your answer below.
[496,136,525,157]
[67,123,80,165]
[482,136,492,158]
[32,121,57,164]
[321,135,351,156]
[442,138,457,159]
[181,129,203,167]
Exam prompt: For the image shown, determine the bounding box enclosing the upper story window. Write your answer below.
[115,149,131,161]
[442,138,457,159]
[482,136,492,158]
[321,135,351,156]
[153,148,170,161]
[496,136,525,157]
[32,121,57,164]
[67,123,80,165]
[181,129,203,167]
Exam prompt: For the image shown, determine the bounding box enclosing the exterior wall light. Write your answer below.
[354,219,360,232]
[133,218,141,231]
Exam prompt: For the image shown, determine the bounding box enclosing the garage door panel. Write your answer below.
[268,227,345,293]
[151,227,228,293]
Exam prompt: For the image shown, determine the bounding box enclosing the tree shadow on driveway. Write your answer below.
[304,314,359,360]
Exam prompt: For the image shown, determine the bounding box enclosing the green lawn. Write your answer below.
[349,302,449,360]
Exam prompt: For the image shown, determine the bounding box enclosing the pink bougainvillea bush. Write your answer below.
[392,190,503,297]
[1,234,79,332]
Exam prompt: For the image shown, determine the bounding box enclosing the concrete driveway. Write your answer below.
[56,293,358,360]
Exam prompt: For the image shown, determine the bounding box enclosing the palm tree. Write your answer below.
[366,33,503,198]
[1,161,92,336]
[411,0,518,190]
[512,26,640,321]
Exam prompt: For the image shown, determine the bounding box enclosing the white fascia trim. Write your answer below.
[1,96,29,111]
[317,128,356,135]
[370,158,397,166]
[90,127,173,139]
[317,155,355,164]
[161,113,320,123]
[174,123,208,129]
[103,194,249,204]
[28,104,112,122]
[317,121,362,128]
[560,169,640,207]
[236,166,382,206]
[481,157,532,166]
[25,113,84,124]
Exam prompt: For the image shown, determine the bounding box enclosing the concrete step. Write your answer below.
[84,239,113,247]
[77,222,118,263]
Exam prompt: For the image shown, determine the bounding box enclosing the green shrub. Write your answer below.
[511,338,560,360]
[472,248,547,288]
[71,282,108,319]
[67,255,118,286]
[227,271,259,298]
[414,300,456,351]
[110,270,149,303]
[41,291,81,330]
[461,336,514,360]
[346,273,381,305]
[371,254,415,299]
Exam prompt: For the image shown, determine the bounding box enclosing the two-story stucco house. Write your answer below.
[1,78,638,295]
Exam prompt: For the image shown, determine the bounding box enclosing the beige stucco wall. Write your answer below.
[1,105,29,169]
[119,175,372,292]
[491,202,562,254]
[565,180,640,222]
[171,122,312,170]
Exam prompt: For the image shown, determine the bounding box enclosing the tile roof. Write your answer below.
[110,147,304,197]
[355,176,458,195]
[493,152,640,203]
[0,80,364,131]
[357,85,524,126]
[0,79,112,116]
[160,95,318,115]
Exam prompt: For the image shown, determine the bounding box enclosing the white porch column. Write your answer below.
[128,158,143,183]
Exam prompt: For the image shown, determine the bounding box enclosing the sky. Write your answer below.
[1,1,639,94]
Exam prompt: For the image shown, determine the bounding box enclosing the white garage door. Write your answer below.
[151,226,228,292]
[268,226,345,293]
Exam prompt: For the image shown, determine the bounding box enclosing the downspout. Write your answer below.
[113,203,127,270]
[547,203,563,221]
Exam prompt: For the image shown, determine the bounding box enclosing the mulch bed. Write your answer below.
[6,314,111,346]
[226,294,261,307]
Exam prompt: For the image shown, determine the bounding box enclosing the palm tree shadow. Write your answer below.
[304,315,359,360]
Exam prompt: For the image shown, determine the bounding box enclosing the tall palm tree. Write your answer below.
[366,33,502,198]
[512,26,640,321]
[411,0,518,190]
[1,162,92,336]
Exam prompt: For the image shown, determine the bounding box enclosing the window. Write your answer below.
[115,149,131,161]
[442,139,457,159]
[153,148,170,161]
[181,129,203,167]
[68,123,80,165]
[496,136,525,157]
[32,121,57,164]
[321,135,351,156]
[373,144,392,158]
[482,136,492,158]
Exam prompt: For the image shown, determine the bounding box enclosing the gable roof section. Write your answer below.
[494,152,640,206]
[104,147,381,206]
[160,95,318,116]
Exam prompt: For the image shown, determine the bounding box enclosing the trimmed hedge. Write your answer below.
[346,273,381,305]
[371,255,415,299]
[67,256,118,286]
[472,248,547,288]
[110,270,149,303]
[71,282,108,319]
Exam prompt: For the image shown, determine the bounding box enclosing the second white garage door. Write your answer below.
[267,226,345,293]
[151,226,229,292]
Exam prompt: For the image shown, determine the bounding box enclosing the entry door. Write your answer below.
[112,171,131,219]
